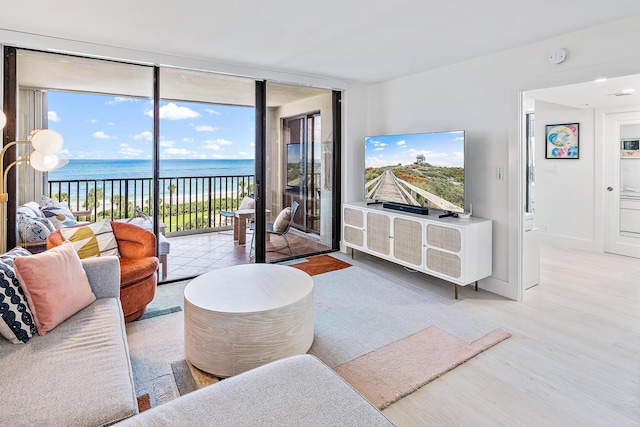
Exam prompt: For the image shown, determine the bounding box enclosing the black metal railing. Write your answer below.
[48,175,255,234]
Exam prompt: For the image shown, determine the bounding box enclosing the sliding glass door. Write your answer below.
[158,67,256,280]
[261,82,337,262]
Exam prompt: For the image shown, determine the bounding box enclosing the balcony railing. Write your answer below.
[48,175,255,235]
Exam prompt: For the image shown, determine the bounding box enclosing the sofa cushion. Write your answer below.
[14,244,96,335]
[115,355,393,427]
[0,247,37,344]
[41,202,78,229]
[16,214,53,243]
[272,207,292,232]
[60,219,120,259]
[0,298,138,426]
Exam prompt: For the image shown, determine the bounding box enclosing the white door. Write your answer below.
[604,111,640,258]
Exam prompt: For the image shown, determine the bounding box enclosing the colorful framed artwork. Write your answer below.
[545,123,579,159]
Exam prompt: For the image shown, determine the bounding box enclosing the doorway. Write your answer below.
[522,73,640,283]
[603,113,640,258]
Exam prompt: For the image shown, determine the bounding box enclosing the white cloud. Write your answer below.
[203,143,221,151]
[207,138,232,146]
[90,119,98,124]
[397,140,406,146]
[163,148,198,156]
[147,102,200,120]
[160,140,175,147]
[107,96,137,105]
[48,111,61,122]
[134,131,153,141]
[205,108,221,115]
[93,131,116,140]
[366,156,387,167]
[195,125,219,132]
[183,137,194,143]
[238,151,249,156]
[119,143,144,157]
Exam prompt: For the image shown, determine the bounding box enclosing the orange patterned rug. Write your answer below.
[289,254,352,276]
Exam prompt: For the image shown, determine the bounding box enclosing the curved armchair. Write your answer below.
[47,221,159,322]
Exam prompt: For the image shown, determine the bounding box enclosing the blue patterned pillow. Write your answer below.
[17,214,52,243]
[41,203,78,229]
[0,247,37,344]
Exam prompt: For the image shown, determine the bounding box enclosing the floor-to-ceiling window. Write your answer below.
[158,67,256,280]
[4,47,341,279]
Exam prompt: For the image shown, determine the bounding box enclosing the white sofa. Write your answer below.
[0,256,138,426]
[117,354,393,427]
[0,255,391,426]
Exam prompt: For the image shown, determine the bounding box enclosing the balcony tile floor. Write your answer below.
[162,228,331,282]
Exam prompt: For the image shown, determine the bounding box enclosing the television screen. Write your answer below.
[364,131,465,212]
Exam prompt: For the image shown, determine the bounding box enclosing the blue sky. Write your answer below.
[48,91,255,160]
[365,131,465,168]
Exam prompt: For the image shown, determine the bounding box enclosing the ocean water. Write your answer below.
[48,159,256,202]
[49,159,255,181]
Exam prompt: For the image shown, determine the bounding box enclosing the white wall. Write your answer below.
[344,15,640,300]
[534,101,596,249]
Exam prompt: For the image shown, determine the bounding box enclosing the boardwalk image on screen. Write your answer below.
[364,131,465,212]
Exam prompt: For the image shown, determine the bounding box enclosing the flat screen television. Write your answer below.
[364,130,465,213]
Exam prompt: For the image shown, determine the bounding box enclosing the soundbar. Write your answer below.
[382,201,429,215]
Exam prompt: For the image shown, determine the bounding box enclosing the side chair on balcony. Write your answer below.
[250,201,299,256]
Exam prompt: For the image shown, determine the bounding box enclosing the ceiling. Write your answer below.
[2,1,640,83]
[525,74,640,111]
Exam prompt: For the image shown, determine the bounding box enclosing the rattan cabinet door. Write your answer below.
[343,207,364,247]
[366,212,390,255]
[425,224,463,280]
[393,217,423,266]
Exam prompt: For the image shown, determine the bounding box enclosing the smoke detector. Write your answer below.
[548,48,568,65]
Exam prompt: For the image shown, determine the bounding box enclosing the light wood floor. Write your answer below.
[339,245,640,426]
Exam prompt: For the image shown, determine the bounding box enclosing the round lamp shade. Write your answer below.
[30,129,63,154]
[29,151,60,172]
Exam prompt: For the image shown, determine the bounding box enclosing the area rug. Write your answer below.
[306,258,511,409]
[289,254,352,276]
[129,256,510,411]
[334,326,510,408]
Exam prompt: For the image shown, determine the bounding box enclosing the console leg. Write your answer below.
[455,284,458,299]
[475,280,478,292]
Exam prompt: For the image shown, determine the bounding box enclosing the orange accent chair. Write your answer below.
[47,221,159,322]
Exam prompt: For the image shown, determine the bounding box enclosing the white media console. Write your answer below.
[342,202,492,298]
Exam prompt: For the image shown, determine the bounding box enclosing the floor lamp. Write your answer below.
[0,112,64,253]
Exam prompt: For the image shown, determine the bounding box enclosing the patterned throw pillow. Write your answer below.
[272,207,292,232]
[17,214,52,243]
[0,247,37,344]
[41,203,78,229]
[40,194,57,208]
[59,220,120,259]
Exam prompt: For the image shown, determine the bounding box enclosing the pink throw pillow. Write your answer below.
[14,243,96,335]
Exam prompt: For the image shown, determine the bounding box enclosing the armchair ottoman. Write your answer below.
[48,221,159,322]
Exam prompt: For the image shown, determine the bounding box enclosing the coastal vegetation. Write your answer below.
[365,162,464,208]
